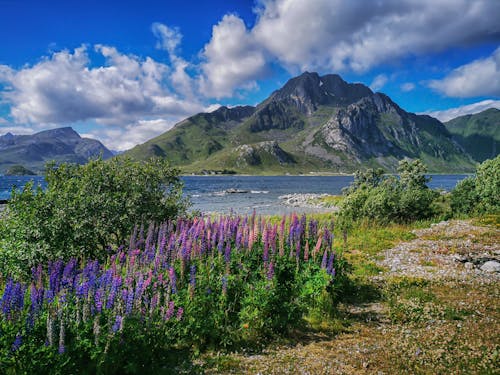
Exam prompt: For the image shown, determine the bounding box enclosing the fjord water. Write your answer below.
[1,174,469,215]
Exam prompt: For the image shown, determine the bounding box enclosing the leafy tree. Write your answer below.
[0,157,188,277]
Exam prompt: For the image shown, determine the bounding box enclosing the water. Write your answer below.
[0,174,470,215]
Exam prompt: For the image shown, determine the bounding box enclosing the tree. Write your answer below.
[0,157,188,277]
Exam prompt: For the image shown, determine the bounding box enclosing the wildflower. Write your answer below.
[112,315,123,333]
[321,249,328,269]
[242,323,249,329]
[176,307,184,320]
[168,267,177,294]
[11,334,22,352]
[267,262,275,280]
[165,301,175,320]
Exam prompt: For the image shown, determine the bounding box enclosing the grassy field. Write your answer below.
[200,214,500,374]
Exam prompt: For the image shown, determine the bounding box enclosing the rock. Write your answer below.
[464,262,474,270]
[480,261,500,273]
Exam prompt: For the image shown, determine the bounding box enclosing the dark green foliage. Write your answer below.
[339,159,438,226]
[4,165,36,176]
[451,155,500,215]
[0,157,187,277]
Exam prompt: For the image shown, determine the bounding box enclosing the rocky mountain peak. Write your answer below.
[269,71,373,114]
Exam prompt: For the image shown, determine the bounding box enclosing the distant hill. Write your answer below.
[0,127,113,174]
[444,108,500,162]
[127,72,476,174]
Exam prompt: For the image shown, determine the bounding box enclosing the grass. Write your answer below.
[200,214,499,374]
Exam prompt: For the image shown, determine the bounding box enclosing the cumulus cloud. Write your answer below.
[401,82,416,92]
[81,117,177,151]
[250,0,500,73]
[370,74,388,91]
[199,14,267,98]
[196,0,500,95]
[428,47,500,97]
[423,99,500,122]
[0,44,208,149]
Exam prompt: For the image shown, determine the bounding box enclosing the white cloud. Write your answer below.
[370,74,388,91]
[401,82,416,92]
[428,47,500,97]
[250,0,500,73]
[83,118,177,151]
[0,44,206,149]
[199,14,267,98]
[422,99,500,122]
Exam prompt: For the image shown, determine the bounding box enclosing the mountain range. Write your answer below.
[0,127,112,174]
[125,72,479,173]
[1,73,498,175]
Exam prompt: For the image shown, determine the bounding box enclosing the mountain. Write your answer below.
[0,127,113,174]
[444,108,499,162]
[126,72,476,174]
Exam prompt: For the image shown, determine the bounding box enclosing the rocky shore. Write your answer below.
[278,193,340,211]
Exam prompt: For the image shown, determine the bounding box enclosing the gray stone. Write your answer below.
[480,261,500,273]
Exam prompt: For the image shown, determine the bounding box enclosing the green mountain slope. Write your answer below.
[444,108,500,162]
[125,72,476,174]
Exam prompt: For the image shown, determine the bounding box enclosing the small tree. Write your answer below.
[338,159,438,225]
[0,157,188,277]
[451,155,499,215]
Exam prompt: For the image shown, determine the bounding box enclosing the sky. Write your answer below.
[0,0,499,151]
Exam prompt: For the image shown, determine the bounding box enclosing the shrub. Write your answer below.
[0,157,188,277]
[451,155,500,215]
[338,159,438,225]
[0,214,346,373]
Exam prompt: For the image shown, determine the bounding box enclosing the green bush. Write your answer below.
[339,159,438,225]
[0,157,188,277]
[451,155,500,215]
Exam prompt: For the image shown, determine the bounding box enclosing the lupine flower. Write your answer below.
[11,334,22,352]
[176,307,184,320]
[168,267,177,294]
[112,315,123,333]
[165,301,175,321]
[321,249,328,269]
[267,262,275,280]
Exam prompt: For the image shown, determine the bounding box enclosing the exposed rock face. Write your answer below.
[235,141,295,167]
[125,72,477,173]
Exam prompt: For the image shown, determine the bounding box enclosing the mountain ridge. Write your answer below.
[0,127,113,174]
[125,72,477,174]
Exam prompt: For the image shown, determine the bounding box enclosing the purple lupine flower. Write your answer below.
[165,301,175,320]
[112,315,123,333]
[1,278,14,316]
[125,289,134,315]
[327,253,335,275]
[106,276,122,309]
[95,288,104,313]
[224,243,231,264]
[11,334,22,352]
[189,265,196,290]
[176,307,184,320]
[321,249,328,269]
[267,262,275,280]
[168,267,177,294]
[61,258,77,290]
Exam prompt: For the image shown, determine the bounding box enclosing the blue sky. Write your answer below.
[0,0,499,150]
